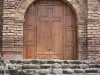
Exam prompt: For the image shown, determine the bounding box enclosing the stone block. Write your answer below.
[40,64,51,69]
[79,64,89,69]
[71,60,83,64]
[84,73,99,75]
[56,60,64,64]
[85,68,99,73]
[9,70,18,75]
[71,64,79,69]
[39,60,47,64]
[52,69,63,74]
[61,64,71,68]
[8,64,19,70]
[31,60,39,64]
[38,69,50,75]
[23,69,38,75]
[63,69,74,74]
[23,60,31,64]
[16,60,23,64]
[9,60,16,64]
[74,69,85,73]
[51,63,61,69]
[47,60,57,64]
[22,64,37,69]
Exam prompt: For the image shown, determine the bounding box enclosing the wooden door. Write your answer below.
[37,0,63,59]
[24,0,76,60]
[64,5,76,60]
[24,4,37,59]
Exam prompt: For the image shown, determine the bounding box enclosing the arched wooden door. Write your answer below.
[24,0,76,60]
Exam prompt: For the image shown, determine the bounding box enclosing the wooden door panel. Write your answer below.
[49,5,63,59]
[28,15,34,26]
[25,14,36,28]
[52,22,62,53]
[24,30,36,59]
[65,15,74,29]
[37,4,64,59]
[24,4,36,59]
[37,54,49,59]
[37,21,49,52]
[25,30,35,44]
[37,5,49,59]
[25,45,35,59]
[54,6,62,18]
[50,22,63,59]
[64,30,74,59]
[64,47,74,59]
[50,54,63,59]
[38,5,48,17]
[64,5,76,59]
[65,31,74,45]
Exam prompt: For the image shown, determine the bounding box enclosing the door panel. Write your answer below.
[26,30,35,44]
[65,47,74,59]
[24,7,36,59]
[65,31,74,45]
[37,21,49,59]
[37,5,49,59]
[26,45,35,59]
[64,6,76,59]
[24,0,76,60]
[50,22,63,59]
[37,2,64,59]
[64,30,74,59]
[65,15,74,29]
[37,54,49,59]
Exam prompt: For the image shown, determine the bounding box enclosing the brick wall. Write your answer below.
[1,0,100,60]
[2,0,22,59]
[0,0,3,55]
[98,0,100,59]
[77,0,88,60]
[87,0,100,60]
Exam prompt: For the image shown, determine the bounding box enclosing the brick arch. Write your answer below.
[15,0,85,21]
[14,0,87,60]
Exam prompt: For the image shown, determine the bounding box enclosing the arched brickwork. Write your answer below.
[15,0,86,21]
[14,0,87,60]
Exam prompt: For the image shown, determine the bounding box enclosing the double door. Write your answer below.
[24,0,76,60]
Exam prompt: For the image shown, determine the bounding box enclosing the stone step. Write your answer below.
[0,59,100,75]
[6,69,100,75]
[8,60,100,64]
[7,64,100,69]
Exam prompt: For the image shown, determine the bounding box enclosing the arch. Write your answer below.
[15,0,86,21]
[14,0,88,60]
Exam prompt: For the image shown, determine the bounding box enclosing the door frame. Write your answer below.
[23,0,77,60]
